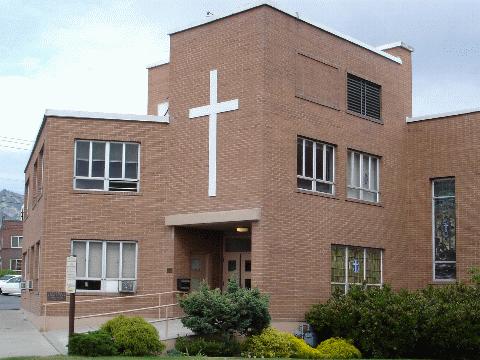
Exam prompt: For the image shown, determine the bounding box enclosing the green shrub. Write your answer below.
[306,283,480,359]
[242,327,294,358]
[316,338,361,359]
[68,330,118,356]
[179,280,270,338]
[175,336,241,356]
[0,269,15,278]
[101,315,165,356]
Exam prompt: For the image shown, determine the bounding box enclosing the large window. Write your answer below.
[347,74,381,121]
[297,137,335,194]
[331,245,383,294]
[10,259,22,272]
[347,150,380,203]
[11,236,22,248]
[433,178,456,281]
[74,141,140,192]
[72,240,137,292]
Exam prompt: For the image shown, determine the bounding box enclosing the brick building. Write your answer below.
[21,3,480,328]
[0,219,23,273]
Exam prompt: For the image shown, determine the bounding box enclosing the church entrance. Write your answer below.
[222,231,251,290]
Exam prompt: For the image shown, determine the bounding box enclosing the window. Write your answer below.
[34,147,44,198]
[331,245,383,294]
[347,150,380,203]
[11,236,22,248]
[347,74,381,121]
[433,178,456,280]
[74,141,140,192]
[297,137,335,194]
[10,259,22,272]
[72,240,137,292]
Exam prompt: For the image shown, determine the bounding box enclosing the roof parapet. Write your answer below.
[407,107,480,123]
[167,1,403,64]
[377,41,414,53]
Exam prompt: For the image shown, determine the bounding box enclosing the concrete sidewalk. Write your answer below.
[0,310,59,358]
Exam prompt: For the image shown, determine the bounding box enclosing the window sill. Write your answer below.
[296,189,339,200]
[72,190,142,196]
[345,198,383,207]
[346,110,383,124]
[429,279,457,285]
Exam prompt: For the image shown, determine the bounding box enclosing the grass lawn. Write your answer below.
[0,357,414,360]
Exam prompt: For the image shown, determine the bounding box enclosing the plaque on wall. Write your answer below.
[47,291,67,302]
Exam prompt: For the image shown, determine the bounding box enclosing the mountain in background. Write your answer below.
[0,189,23,220]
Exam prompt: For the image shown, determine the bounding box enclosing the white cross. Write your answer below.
[189,69,239,197]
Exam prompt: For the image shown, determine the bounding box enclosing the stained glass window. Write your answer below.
[331,245,383,294]
[433,178,456,280]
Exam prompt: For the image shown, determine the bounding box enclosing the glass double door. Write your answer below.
[223,252,251,290]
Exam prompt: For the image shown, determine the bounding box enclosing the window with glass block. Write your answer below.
[297,137,335,194]
[331,245,383,294]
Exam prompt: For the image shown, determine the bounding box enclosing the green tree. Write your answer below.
[179,280,270,339]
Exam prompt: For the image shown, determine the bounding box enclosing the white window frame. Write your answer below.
[73,140,141,192]
[297,137,335,195]
[11,236,22,248]
[347,150,380,203]
[10,259,22,272]
[331,245,383,295]
[432,178,456,282]
[71,240,138,292]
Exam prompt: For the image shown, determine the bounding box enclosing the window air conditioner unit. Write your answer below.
[119,280,136,293]
[27,280,34,290]
[20,281,26,290]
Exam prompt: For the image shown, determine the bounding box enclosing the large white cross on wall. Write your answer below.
[189,69,239,197]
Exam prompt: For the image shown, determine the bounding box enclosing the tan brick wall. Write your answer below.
[406,113,480,288]
[23,4,480,324]
[0,220,22,271]
[148,63,169,115]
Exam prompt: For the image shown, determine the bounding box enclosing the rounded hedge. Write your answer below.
[68,330,118,356]
[316,338,361,359]
[101,315,165,356]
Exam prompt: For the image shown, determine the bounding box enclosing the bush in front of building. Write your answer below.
[68,330,119,356]
[241,327,360,359]
[179,280,270,339]
[0,269,15,277]
[242,327,295,358]
[315,338,361,359]
[306,283,480,359]
[175,336,241,356]
[100,315,165,356]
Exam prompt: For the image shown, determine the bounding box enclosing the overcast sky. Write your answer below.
[1,0,479,194]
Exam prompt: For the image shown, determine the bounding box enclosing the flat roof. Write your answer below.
[167,1,403,65]
[44,109,169,123]
[407,108,480,123]
[25,109,169,172]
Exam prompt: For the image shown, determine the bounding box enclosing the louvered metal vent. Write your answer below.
[347,74,381,121]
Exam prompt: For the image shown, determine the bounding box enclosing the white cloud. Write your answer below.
[0,4,169,141]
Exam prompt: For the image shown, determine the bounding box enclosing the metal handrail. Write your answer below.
[42,290,184,335]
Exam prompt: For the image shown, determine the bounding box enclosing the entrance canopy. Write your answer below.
[165,208,261,228]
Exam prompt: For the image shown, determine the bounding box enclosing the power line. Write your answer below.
[0,138,33,146]
[0,136,33,144]
[0,144,30,151]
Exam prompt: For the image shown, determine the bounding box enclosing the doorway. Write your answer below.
[223,232,251,290]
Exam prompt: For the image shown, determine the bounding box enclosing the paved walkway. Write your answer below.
[0,310,59,358]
